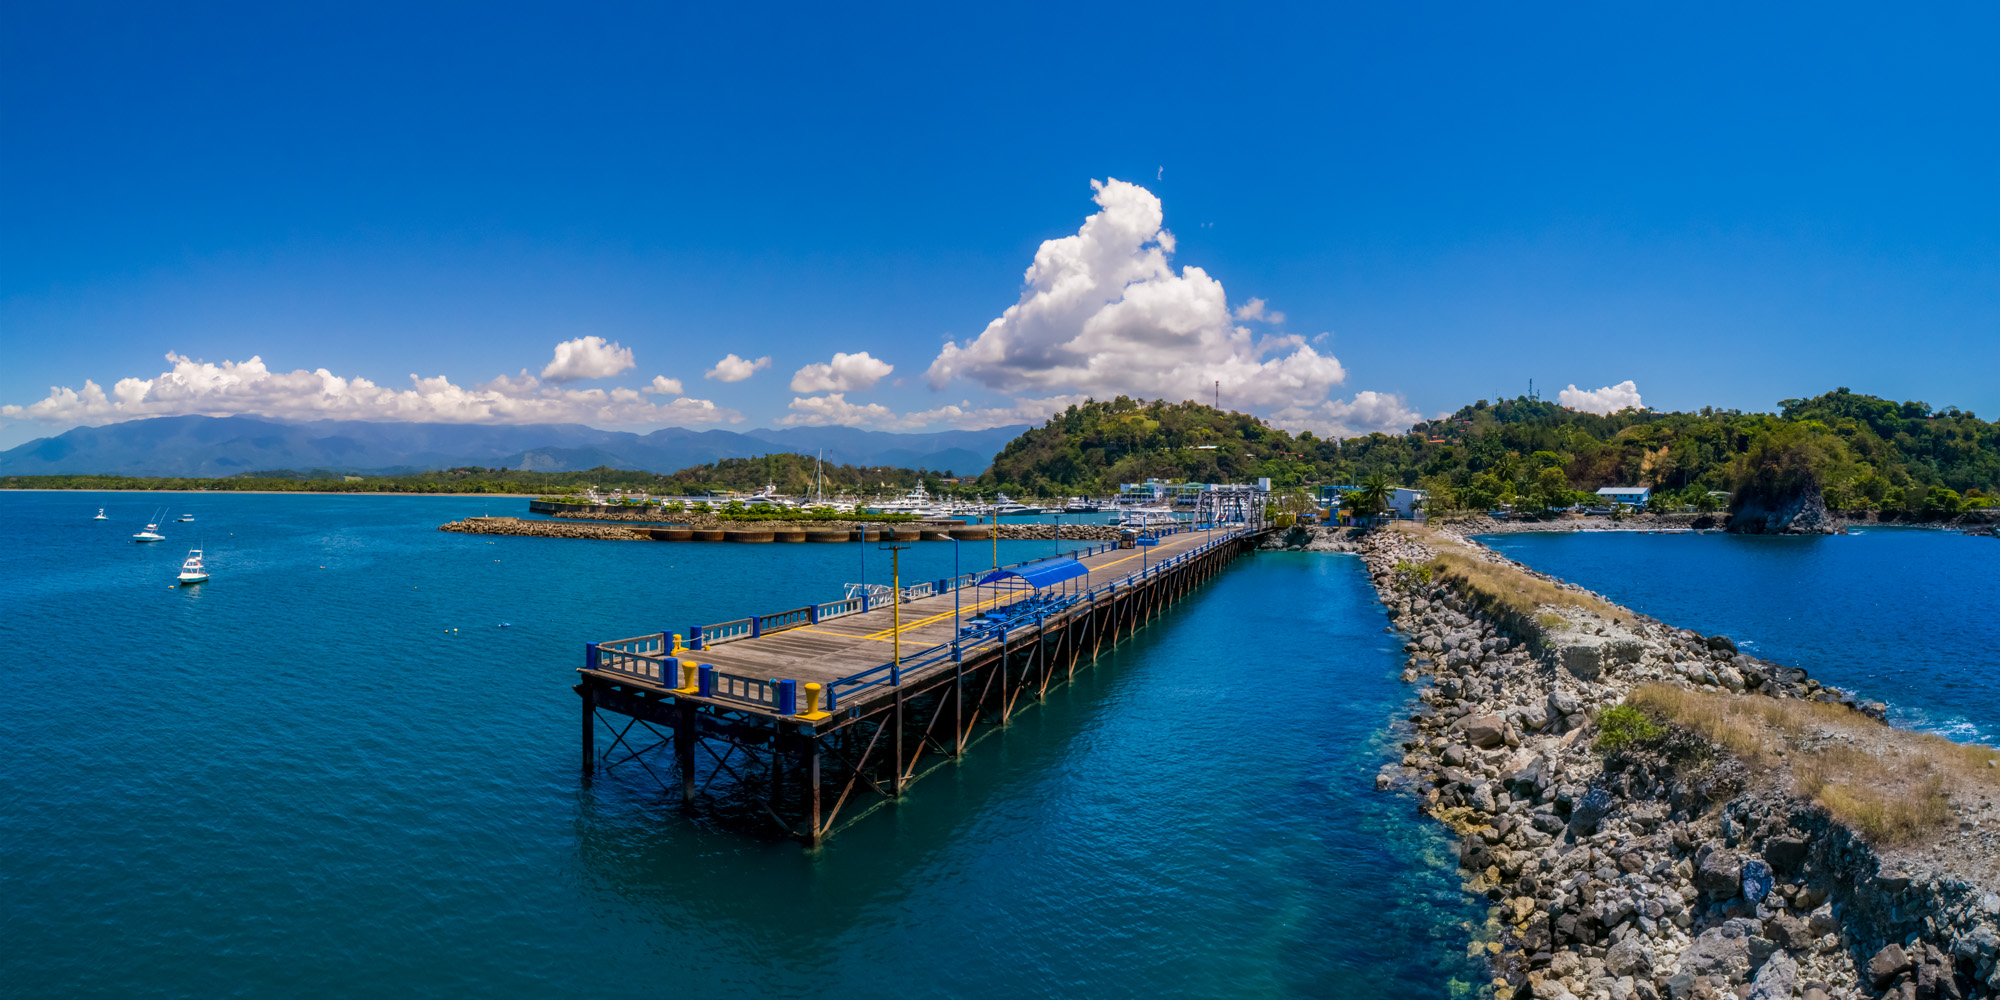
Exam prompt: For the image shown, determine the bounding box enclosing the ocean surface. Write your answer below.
[0,492,1483,998]
[1481,528,2000,746]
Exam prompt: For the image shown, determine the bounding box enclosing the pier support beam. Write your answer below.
[677,700,697,807]
[580,683,595,771]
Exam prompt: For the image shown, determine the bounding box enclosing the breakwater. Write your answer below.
[1356,522,2000,1000]
[440,516,1133,543]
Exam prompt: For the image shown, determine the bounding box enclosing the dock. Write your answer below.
[575,521,1273,844]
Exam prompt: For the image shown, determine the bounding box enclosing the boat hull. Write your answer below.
[177,574,208,585]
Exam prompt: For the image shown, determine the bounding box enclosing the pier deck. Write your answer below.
[582,526,1220,702]
[575,521,1271,844]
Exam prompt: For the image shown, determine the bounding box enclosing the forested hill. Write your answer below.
[976,390,1999,514]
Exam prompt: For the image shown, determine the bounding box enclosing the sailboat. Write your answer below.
[177,548,209,584]
[93,508,109,520]
[133,508,166,542]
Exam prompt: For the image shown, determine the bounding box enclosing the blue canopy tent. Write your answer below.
[976,557,1089,590]
[962,556,1090,636]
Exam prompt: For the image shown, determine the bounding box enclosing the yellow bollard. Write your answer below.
[670,632,686,656]
[796,681,831,720]
[674,659,699,694]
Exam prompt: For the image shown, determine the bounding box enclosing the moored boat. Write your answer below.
[133,508,167,542]
[176,548,208,584]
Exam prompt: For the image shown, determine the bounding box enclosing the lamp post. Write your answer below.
[1053,511,1062,559]
[881,540,910,683]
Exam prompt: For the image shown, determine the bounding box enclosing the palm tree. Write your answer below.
[1351,472,1393,522]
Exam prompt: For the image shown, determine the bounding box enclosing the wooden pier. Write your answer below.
[575,522,1271,845]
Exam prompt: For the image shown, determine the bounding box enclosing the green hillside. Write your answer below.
[975,390,1998,516]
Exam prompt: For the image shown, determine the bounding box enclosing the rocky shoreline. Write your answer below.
[1444,511,1997,537]
[1328,523,2000,1000]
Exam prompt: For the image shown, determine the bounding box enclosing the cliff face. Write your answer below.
[1729,477,1835,535]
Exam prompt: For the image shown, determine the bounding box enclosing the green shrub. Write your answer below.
[1596,704,1666,752]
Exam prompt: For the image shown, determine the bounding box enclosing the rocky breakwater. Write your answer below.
[1257,524,1365,553]
[440,516,647,541]
[1361,522,2000,1000]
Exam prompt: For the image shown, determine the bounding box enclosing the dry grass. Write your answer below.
[1628,683,1999,843]
[1390,523,1616,620]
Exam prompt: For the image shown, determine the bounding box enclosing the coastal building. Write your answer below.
[1595,486,1652,507]
[1390,487,1428,519]
[1316,484,1428,522]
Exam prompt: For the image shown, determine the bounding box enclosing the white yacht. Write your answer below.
[133,509,166,542]
[874,484,933,513]
[992,493,1040,516]
[178,514,195,522]
[1062,497,1104,513]
[93,508,109,520]
[176,548,209,584]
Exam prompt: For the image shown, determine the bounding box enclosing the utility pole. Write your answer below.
[1214,380,1220,410]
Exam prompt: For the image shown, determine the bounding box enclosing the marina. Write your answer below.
[577,520,1271,844]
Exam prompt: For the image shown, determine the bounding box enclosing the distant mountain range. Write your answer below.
[0,416,1027,477]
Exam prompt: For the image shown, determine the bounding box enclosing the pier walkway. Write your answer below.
[575,521,1271,844]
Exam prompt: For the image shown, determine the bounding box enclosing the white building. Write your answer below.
[1390,487,1428,519]
[1595,486,1652,507]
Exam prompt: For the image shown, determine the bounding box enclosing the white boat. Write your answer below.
[176,548,208,584]
[992,493,1041,516]
[178,514,195,522]
[1062,497,1105,513]
[133,508,166,542]
[93,508,108,520]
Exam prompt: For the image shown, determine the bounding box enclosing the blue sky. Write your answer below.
[3,2,1995,449]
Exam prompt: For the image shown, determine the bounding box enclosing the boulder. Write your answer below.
[1569,787,1614,833]
[1695,850,1743,900]
[1548,689,1582,718]
[1740,859,1774,904]
[1706,634,1739,654]
[1669,923,1753,996]
[1561,642,1604,680]
[1745,951,1798,1000]
[1455,713,1507,748]
[1605,934,1651,977]
[1764,912,1814,951]
[1867,943,1911,988]
[1762,836,1807,874]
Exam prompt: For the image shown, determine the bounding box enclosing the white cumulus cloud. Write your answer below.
[1232,298,1285,324]
[789,351,894,393]
[1559,380,1644,415]
[925,177,1345,415]
[645,375,684,395]
[1,350,737,428]
[777,393,901,428]
[539,336,635,382]
[1270,391,1426,438]
[779,393,1080,431]
[705,353,771,382]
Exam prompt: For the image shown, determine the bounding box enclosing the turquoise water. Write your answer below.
[0,492,1482,998]
[1482,529,2000,745]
